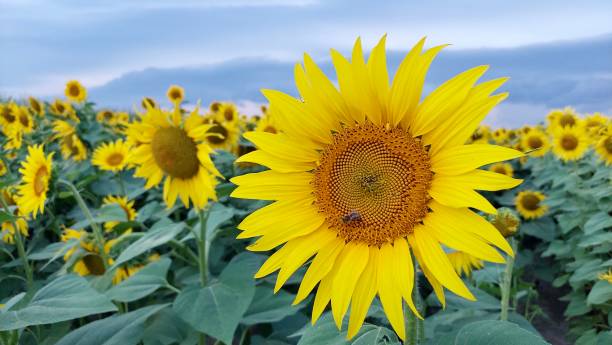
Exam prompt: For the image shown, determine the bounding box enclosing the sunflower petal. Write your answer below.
[347,247,379,339]
[294,238,345,305]
[429,176,498,214]
[431,144,524,175]
[331,242,369,329]
[377,244,406,340]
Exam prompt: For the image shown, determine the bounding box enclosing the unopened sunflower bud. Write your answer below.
[489,208,520,238]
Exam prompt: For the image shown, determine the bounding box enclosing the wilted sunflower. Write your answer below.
[447,251,484,277]
[515,190,548,219]
[127,106,221,209]
[65,80,87,103]
[488,162,513,177]
[102,195,138,232]
[552,126,589,161]
[231,37,522,339]
[28,97,44,117]
[520,129,550,157]
[15,145,54,218]
[594,125,611,165]
[166,85,185,105]
[92,139,130,172]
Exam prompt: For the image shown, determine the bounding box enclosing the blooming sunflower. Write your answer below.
[217,103,239,124]
[205,119,241,152]
[0,102,18,129]
[469,125,491,144]
[520,129,550,157]
[0,189,29,244]
[15,145,54,218]
[60,134,88,161]
[255,113,279,134]
[447,251,484,277]
[11,104,34,134]
[96,109,115,123]
[547,107,579,130]
[127,105,221,209]
[552,126,589,161]
[584,113,608,135]
[0,160,7,176]
[488,162,513,177]
[231,37,523,339]
[142,97,158,110]
[491,128,509,144]
[166,85,185,105]
[515,190,547,220]
[61,228,115,278]
[3,128,23,151]
[594,125,612,165]
[92,139,130,172]
[102,195,137,232]
[28,97,44,117]
[65,80,87,103]
[50,99,79,122]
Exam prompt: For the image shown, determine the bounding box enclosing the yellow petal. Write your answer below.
[330,242,369,329]
[392,238,421,318]
[434,169,522,191]
[330,49,365,123]
[431,144,524,175]
[230,170,313,201]
[377,244,406,340]
[236,150,314,173]
[412,226,475,301]
[294,64,342,134]
[366,35,390,124]
[238,198,317,238]
[408,235,446,307]
[429,175,498,214]
[347,247,379,339]
[243,132,320,162]
[294,238,345,305]
[312,261,339,324]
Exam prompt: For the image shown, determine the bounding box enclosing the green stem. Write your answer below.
[58,179,110,269]
[500,238,516,321]
[0,197,33,290]
[116,174,127,196]
[197,207,210,345]
[405,258,423,345]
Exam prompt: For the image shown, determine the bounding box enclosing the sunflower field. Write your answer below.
[0,38,611,345]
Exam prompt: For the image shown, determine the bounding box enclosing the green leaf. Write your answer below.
[70,204,127,230]
[521,217,556,241]
[587,280,612,305]
[242,284,302,325]
[206,203,234,237]
[111,220,184,269]
[106,257,172,302]
[142,308,196,345]
[453,320,550,345]
[351,326,400,345]
[55,304,168,345]
[0,275,117,331]
[173,253,261,345]
[295,313,398,345]
[584,212,612,234]
[0,210,17,223]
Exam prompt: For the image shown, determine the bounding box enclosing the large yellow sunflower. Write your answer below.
[92,139,130,172]
[520,129,550,157]
[552,126,589,161]
[127,106,221,209]
[65,80,87,103]
[594,125,612,165]
[231,37,523,340]
[15,145,54,218]
[102,195,138,232]
[447,251,484,277]
[515,190,548,219]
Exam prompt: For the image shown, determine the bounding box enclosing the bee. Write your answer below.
[342,210,362,224]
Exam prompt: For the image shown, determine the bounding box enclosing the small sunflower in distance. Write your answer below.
[15,145,54,218]
[594,125,611,165]
[166,85,184,105]
[96,109,115,123]
[231,37,523,339]
[65,80,87,103]
[547,107,579,131]
[0,160,7,176]
[127,105,221,209]
[142,97,158,110]
[515,190,548,220]
[102,195,137,232]
[552,126,589,161]
[489,162,513,177]
[521,129,550,157]
[599,269,612,284]
[60,135,88,161]
[92,139,130,172]
[447,251,484,277]
[28,97,44,117]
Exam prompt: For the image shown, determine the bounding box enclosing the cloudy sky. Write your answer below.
[1,0,611,127]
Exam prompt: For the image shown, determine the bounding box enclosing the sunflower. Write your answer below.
[469,125,491,144]
[552,126,589,161]
[28,97,44,117]
[217,103,239,124]
[3,128,23,151]
[11,104,34,134]
[102,195,138,232]
[15,145,54,218]
[96,109,115,123]
[231,37,523,339]
[515,190,547,220]
[61,228,115,278]
[205,119,241,152]
[447,251,484,277]
[255,113,279,134]
[127,105,221,209]
[92,139,130,172]
[488,208,520,238]
[50,99,79,122]
[51,119,76,139]
[488,163,513,177]
[599,269,612,284]
[491,128,509,144]
[209,101,222,113]
[594,126,612,165]
[547,107,579,130]
[0,102,18,129]
[0,160,6,176]
[65,80,87,103]
[166,85,185,105]
[520,129,550,157]
[0,189,29,244]
[142,97,158,110]
[60,134,88,161]
[584,113,608,135]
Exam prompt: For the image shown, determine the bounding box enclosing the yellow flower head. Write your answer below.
[230,37,523,340]
[28,97,44,117]
[488,162,513,177]
[205,119,241,153]
[65,80,87,103]
[209,101,222,113]
[51,99,79,122]
[255,113,279,134]
[0,160,7,176]
[51,119,76,139]
[60,134,88,161]
[3,127,23,151]
[166,85,185,104]
[584,113,608,136]
[96,109,115,123]
[594,125,612,165]
[92,139,130,172]
[0,102,18,128]
[127,105,221,209]
[552,126,589,161]
[10,104,34,134]
[515,190,548,220]
[598,269,612,284]
[520,129,550,157]
[469,125,491,144]
[1,218,29,244]
[216,103,239,124]
[447,251,484,277]
[102,195,138,232]
[61,228,113,277]
[15,145,54,219]
[492,128,509,144]
[142,97,158,110]
[547,107,579,131]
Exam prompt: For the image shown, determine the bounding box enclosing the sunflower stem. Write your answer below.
[197,207,210,345]
[58,179,110,269]
[116,173,127,196]
[500,238,516,321]
[0,196,33,291]
[405,259,423,345]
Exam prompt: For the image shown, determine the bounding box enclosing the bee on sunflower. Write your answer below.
[127,104,221,209]
[92,139,131,172]
[520,129,550,157]
[231,36,523,339]
[65,80,87,103]
[552,126,589,161]
[515,190,548,220]
[14,145,54,219]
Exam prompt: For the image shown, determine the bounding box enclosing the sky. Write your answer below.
[1,0,611,127]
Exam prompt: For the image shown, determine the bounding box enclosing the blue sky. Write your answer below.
[1,0,611,127]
